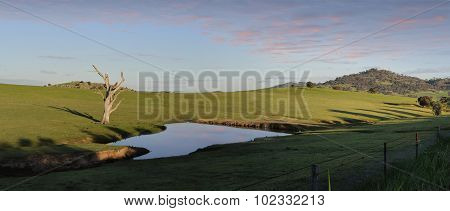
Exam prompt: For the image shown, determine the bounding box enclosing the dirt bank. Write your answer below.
[194,119,326,133]
[0,146,148,176]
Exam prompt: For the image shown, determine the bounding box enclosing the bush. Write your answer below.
[440,96,448,104]
[431,101,443,116]
[368,88,377,94]
[417,96,433,107]
[306,81,315,88]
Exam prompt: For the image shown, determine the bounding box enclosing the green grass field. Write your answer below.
[1,117,447,190]
[0,83,447,190]
[413,90,449,99]
[362,131,449,190]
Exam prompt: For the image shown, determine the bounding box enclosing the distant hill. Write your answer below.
[278,69,449,95]
[47,81,135,91]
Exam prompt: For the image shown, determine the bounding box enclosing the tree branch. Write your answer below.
[110,100,123,114]
[95,89,105,100]
[92,65,105,80]
[111,72,125,95]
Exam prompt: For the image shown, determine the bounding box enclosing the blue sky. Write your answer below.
[0,0,449,90]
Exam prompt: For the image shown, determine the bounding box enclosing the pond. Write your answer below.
[111,122,289,160]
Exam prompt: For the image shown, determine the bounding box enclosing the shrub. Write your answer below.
[440,96,448,104]
[417,96,433,107]
[306,81,315,88]
[368,88,377,94]
[332,86,342,90]
[431,101,443,116]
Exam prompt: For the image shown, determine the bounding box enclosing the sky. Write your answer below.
[0,0,449,91]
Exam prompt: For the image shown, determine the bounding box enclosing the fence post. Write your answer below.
[437,126,440,142]
[384,142,387,186]
[327,169,331,191]
[311,164,320,191]
[416,132,419,159]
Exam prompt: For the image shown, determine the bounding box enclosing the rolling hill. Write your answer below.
[278,68,449,95]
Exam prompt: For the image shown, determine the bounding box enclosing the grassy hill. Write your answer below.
[0,83,436,158]
[1,116,447,190]
[279,69,449,95]
[0,83,448,190]
[48,81,135,91]
[322,69,449,95]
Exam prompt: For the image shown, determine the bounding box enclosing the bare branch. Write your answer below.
[92,65,105,80]
[111,72,125,95]
[110,100,123,114]
[95,89,105,100]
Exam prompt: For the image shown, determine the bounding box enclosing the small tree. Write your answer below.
[368,88,377,94]
[418,96,432,107]
[306,81,315,88]
[92,65,125,124]
[431,101,443,116]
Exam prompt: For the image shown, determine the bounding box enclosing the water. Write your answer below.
[111,122,289,160]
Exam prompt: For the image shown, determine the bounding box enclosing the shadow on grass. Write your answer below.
[383,102,418,107]
[356,108,407,119]
[380,108,423,118]
[0,137,93,177]
[329,109,391,121]
[82,126,161,144]
[48,106,100,123]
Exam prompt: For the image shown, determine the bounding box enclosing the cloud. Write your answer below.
[3,0,450,63]
[38,55,75,60]
[0,78,43,86]
[135,53,183,61]
[405,67,450,74]
[40,70,57,75]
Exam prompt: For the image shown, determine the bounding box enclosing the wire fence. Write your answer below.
[235,127,445,191]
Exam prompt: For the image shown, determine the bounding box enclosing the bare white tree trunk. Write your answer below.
[92,65,125,124]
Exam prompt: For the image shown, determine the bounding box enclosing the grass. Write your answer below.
[0,84,163,159]
[0,83,434,159]
[0,117,447,190]
[362,131,449,190]
[0,83,447,190]
[413,90,449,99]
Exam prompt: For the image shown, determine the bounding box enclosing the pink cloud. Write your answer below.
[232,30,260,44]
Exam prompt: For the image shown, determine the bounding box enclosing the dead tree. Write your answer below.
[92,65,125,124]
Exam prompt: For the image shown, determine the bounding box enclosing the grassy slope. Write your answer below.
[362,131,449,190]
[139,87,432,125]
[0,83,447,190]
[1,117,447,190]
[0,83,434,158]
[413,90,449,99]
[0,84,163,159]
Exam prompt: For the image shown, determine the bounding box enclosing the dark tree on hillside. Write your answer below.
[368,88,377,94]
[431,101,443,116]
[306,81,315,88]
[418,96,433,107]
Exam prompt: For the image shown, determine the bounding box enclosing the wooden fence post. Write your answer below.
[437,126,440,142]
[311,164,320,191]
[384,142,387,186]
[416,132,419,159]
[327,169,331,191]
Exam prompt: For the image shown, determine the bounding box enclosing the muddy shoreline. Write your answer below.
[193,119,325,134]
[0,146,149,176]
[0,126,167,176]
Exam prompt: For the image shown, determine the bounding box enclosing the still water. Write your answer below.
[112,122,288,160]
